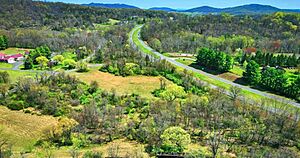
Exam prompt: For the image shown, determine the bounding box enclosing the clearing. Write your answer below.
[43,139,150,158]
[5,70,35,82]
[1,47,31,55]
[72,69,174,98]
[0,62,13,69]
[0,106,57,152]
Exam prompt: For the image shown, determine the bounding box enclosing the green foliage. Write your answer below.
[24,57,33,70]
[243,51,300,68]
[94,49,104,63]
[287,76,300,101]
[243,60,261,85]
[260,67,288,93]
[157,84,187,101]
[142,12,300,54]
[76,61,89,72]
[123,63,141,76]
[71,133,89,149]
[6,100,24,110]
[149,38,162,52]
[42,117,78,146]
[36,56,49,69]
[83,150,103,158]
[0,35,8,50]
[160,126,191,153]
[63,59,77,70]
[0,71,10,84]
[25,46,51,69]
[196,47,233,72]
[52,55,65,64]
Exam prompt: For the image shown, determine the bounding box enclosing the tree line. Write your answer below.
[141,12,300,55]
[0,0,176,30]
[242,51,300,68]
[196,47,234,72]
[243,60,300,101]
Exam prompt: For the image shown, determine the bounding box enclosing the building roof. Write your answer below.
[0,53,23,61]
[9,53,23,58]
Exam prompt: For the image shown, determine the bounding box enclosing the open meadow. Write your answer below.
[72,69,175,98]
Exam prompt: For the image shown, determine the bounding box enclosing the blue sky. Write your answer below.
[46,0,300,9]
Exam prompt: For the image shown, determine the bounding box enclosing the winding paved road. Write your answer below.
[130,25,300,108]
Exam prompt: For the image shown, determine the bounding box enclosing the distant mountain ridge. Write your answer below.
[186,4,282,14]
[153,4,300,15]
[149,7,177,12]
[83,3,139,9]
[82,3,300,14]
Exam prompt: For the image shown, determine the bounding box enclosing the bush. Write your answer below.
[76,61,89,72]
[7,100,24,110]
[83,151,102,158]
[123,63,141,76]
[63,59,77,70]
[160,126,191,153]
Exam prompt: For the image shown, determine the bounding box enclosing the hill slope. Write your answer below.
[149,7,177,12]
[179,4,300,14]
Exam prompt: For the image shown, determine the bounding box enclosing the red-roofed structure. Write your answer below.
[0,53,5,59]
[0,53,24,63]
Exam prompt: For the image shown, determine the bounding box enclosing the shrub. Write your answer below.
[7,100,24,110]
[160,126,191,153]
[76,61,89,72]
[83,151,102,158]
[63,59,77,70]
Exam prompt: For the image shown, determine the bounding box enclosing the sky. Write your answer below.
[46,0,300,9]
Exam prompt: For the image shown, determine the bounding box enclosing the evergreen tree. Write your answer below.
[243,60,261,85]
[3,35,8,49]
[24,57,33,70]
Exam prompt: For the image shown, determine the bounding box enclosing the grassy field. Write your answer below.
[72,69,174,98]
[94,19,120,31]
[0,106,57,152]
[175,58,195,66]
[4,70,35,82]
[1,48,32,55]
[32,139,150,158]
[0,62,13,69]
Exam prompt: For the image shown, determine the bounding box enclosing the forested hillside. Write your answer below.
[0,0,174,30]
[0,0,300,157]
[142,12,300,54]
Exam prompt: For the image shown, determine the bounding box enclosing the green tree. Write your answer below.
[63,59,77,70]
[95,49,104,63]
[243,60,261,85]
[0,36,5,50]
[24,57,33,70]
[260,67,288,93]
[76,61,88,72]
[160,84,187,102]
[149,38,162,52]
[0,71,10,84]
[160,126,191,153]
[36,56,49,69]
[52,55,65,64]
[288,76,300,101]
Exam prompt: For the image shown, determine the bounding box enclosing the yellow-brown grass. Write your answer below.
[29,139,149,158]
[73,70,173,98]
[0,106,57,151]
